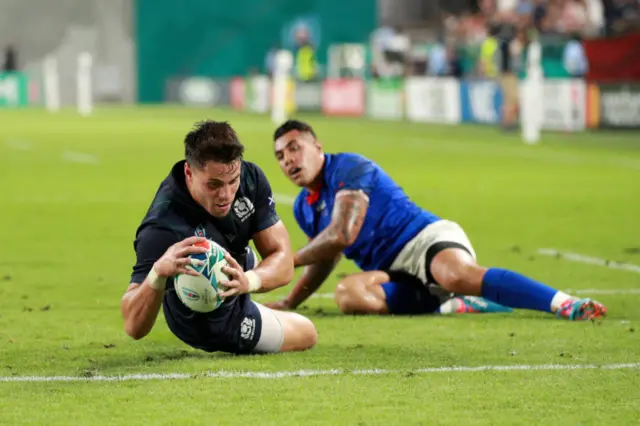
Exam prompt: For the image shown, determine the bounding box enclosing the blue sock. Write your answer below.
[481,268,558,312]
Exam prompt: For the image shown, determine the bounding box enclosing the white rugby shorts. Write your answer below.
[388,219,477,286]
[251,301,285,353]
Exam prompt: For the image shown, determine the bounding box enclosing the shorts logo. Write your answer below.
[233,197,255,222]
[240,317,255,340]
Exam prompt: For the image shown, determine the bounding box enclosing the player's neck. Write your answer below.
[305,157,325,194]
[306,179,322,194]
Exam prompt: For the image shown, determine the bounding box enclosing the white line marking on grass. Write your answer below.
[62,151,100,164]
[1,363,638,383]
[5,139,32,150]
[309,293,334,299]
[407,138,640,171]
[251,292,334,302]
[273,193,296,205]
[570,288,640,295]
[538,248,640,274]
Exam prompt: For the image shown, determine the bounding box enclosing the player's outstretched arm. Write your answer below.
[294,189,369,267]
[247,220,295,292]
[121,282,164,340]
[121,236,208,340]
[266,253,342,310]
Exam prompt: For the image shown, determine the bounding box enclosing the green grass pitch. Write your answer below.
[0,106,639,425]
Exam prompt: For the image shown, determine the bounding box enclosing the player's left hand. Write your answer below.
[219,254,250,298]
[264,299,293,311]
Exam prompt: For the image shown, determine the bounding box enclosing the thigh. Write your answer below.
[252,301,285,353]
[252,301,317,353]
[163,293,262,354]
[390,220,477,286]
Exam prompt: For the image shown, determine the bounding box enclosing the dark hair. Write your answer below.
[273,119,316,141]
[184,120,244,168]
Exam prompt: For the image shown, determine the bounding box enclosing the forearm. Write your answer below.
[250,249,294,293]
[294,226,347,267]
[295,190,368,267]
[287,257,340,308]
[121,280,164,340]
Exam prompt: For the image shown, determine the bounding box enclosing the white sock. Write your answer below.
[438,298,461,315]
[550,291,574,312]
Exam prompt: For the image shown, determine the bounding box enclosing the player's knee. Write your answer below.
[334,281,354,312]
[335,281,364,314]
[298,316,318,349]
[281,312,317,351]
[437,264,486,294]
[335,281,385,315]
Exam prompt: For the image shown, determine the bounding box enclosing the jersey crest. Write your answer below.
[233,196,255,222]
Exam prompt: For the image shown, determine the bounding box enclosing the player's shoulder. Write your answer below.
[328,152,377,172]
[133,222,181,252]
[331,152,372,165]
[137,167,192,240]
[240,160,264,183]
[241,160,264,175]
[240,160,271,196]
[141,177,180,225]
[325,152,379,188]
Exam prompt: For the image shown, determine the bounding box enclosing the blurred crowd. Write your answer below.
[452,0,639,42]
[370,0,639,81]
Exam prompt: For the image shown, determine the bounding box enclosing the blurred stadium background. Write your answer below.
[1,0,638,128]
[1,1,639,425]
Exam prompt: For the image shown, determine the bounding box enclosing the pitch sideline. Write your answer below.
[1,362,638,383]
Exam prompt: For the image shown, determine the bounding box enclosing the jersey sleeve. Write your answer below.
[129,226,179,285]
[251,165,281,234]
[330,155,378,196]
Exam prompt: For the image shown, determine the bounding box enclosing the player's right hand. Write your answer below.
[152,236,208,278]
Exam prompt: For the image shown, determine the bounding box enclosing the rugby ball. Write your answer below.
[174,239,230,313]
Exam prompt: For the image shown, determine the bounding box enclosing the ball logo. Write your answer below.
[200,251,222,282]
[181,287,200,302]
[201,288,218,305]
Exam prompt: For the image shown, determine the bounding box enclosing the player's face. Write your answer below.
[184,160,241,218]
[274,130,323,187]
